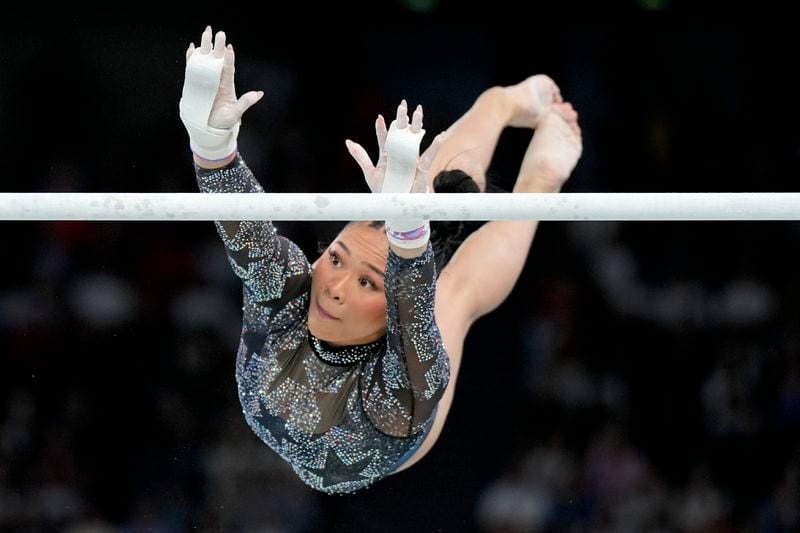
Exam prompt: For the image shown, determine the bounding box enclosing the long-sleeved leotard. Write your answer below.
[194,155,450,494]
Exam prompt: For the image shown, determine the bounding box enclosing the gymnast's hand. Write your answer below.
[346,100,444,194]
[184,27,263,129]
[179,26,263,161]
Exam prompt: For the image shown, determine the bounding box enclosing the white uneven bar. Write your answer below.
[0,193,799,221]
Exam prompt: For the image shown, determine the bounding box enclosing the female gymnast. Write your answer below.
[179,26,582,494]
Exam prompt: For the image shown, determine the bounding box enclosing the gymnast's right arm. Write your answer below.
[179,26,310,328]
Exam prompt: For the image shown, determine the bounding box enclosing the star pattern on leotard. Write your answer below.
[242,329,267,355]
[256,403,297,449]
[304,448,376,489]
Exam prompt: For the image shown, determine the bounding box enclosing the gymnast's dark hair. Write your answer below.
[319,169,505,276]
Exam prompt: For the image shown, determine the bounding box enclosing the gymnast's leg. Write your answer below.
[428,75,562,191]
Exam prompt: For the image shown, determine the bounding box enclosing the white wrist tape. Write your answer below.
[179,52,240,161]
[382,120,429,248]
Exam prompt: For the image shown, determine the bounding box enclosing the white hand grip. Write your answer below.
[381,121,425,193]
[179,52,239,161]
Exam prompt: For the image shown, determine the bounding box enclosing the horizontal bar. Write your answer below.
[0,193,798,221]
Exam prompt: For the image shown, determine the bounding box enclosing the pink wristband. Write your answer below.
[386,221,430,249]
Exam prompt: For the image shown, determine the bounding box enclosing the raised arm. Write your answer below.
[346,102,450,437]
[179,27,310,330]
[440,102,583,325]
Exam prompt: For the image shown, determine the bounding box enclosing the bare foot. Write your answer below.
[517,102,583,192]
[507,75,563,129]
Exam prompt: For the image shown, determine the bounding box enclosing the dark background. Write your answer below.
[1,2,799,531]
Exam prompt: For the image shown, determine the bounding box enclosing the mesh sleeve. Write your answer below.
[360,244,450,437]
[194,155,311,334]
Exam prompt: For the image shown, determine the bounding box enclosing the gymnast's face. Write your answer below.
[308,222,388,346]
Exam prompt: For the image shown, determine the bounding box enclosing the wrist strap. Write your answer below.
[184,120,240,161]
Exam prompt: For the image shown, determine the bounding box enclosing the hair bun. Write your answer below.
[433,170,481,194]
[429,170,483,276]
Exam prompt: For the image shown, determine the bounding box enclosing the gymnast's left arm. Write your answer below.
[348,102,450,437]
[359,240,451,438]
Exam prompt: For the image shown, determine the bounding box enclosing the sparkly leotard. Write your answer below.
[194,155,450,494]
